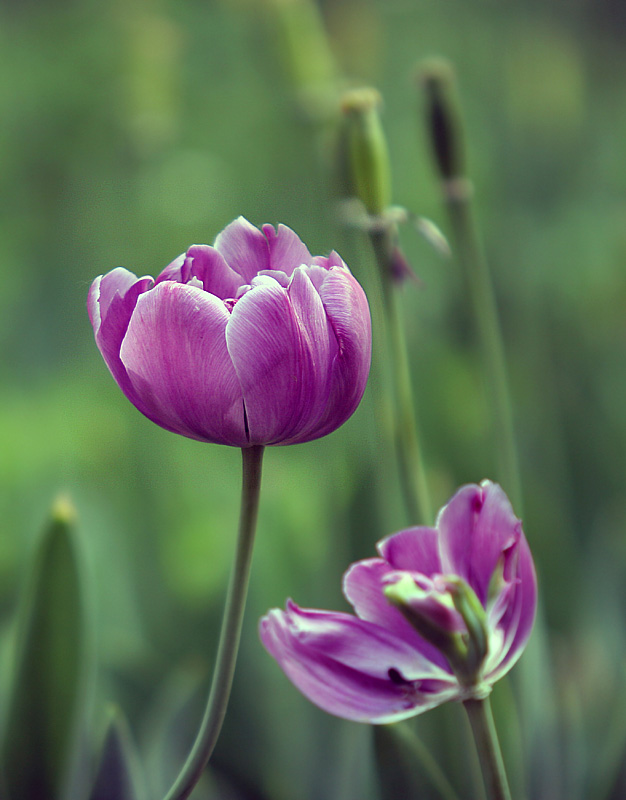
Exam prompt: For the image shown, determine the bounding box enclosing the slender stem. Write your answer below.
[369,225,433,525]
[444,182,522,512]
[463,697,512,800]
[164,445,265,800]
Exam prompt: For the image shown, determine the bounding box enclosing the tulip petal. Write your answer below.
[119,281,247,445]
[214,216,270,283]
[343,558,452,673]
[308,268,371,439]
[88,269,154,407]
[487,535,537,681]
[262,223,312,275]
[155,253,189,285]
[278,267,339,444]
[185,245,242,300]
[438,482,521,606]
[225,279,309,445]
[260,602,457,723]
[377,527,442,577]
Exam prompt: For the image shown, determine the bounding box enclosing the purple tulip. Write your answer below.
[260,481,537,723]
[88,217,371,447]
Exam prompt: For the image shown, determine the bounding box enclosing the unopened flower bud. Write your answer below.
[418,59,465,182]
[341,87,392,216]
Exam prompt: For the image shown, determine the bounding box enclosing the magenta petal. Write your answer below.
[88,269,154,402]
[260,602,457,723]
[277,267,338,444]
[119,282,247,445]
[155,253,188,284]
[343,559,451,673]
[438,482,522,605]
[185,245,242,300]
[214,216,270,283]
[377,527,442,577]
[308,267,371,439]
[225,280,308,445]
[262,223,312,274]
[487,535,537,681]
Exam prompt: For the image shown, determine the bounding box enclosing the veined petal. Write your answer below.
[119,282,247,445]
[302,267,371,440]
[343,559,451,673]
[185,245,242,300]
[262,223,312,275]
[277,267,338,444]
[225,280,308,445]
[214,216,270,283]
[260,602,457,723]
[438,482,521,605]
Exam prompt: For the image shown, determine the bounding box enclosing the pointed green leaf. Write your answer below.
[90,707,144,800]
[1,496,85,800]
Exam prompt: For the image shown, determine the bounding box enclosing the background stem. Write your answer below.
[369,225,433,525]
[444,184,522,512]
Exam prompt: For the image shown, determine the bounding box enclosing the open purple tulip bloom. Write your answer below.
[88,217,371,447]
[260,481,537,723]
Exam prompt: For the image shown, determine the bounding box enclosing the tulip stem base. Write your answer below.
[164,444,265,800]
[463,696,512,800]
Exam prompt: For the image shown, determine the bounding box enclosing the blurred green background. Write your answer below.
[1,0,626,797]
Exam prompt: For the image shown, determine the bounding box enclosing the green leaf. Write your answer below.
[90,707,144,800]
[1,495,85,800]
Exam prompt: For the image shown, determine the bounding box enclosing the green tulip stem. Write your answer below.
[369,225,433,526]
[164,444,265,800]
[463,696,512,800]
[445,184,522,512]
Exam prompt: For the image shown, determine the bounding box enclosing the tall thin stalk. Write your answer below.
[164,445,265,800]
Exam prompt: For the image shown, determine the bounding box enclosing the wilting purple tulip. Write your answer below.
[88,217,371,447]
[260,481,536,723]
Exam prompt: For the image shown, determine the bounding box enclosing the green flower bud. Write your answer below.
[341,87,392,216]
[418,58,466,182]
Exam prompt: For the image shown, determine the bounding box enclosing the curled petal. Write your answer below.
[486,535,537,681]
[119,282,247,445]
[438,481,522,606]
[88,269,154,403]
[214,216,270,283]
[260,602,457,723]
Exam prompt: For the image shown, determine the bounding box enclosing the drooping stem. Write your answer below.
[164,445,265,800]
[463,697,512,800]
[369,225,433,526]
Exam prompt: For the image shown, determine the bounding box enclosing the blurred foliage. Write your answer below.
[1,0,626,798]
